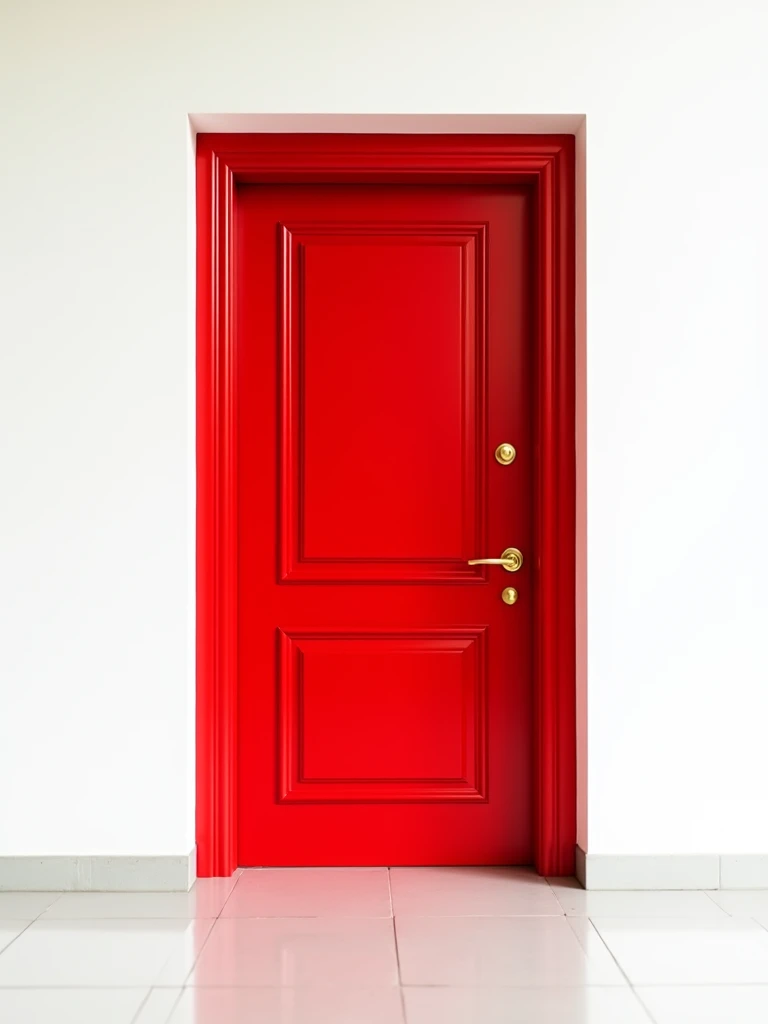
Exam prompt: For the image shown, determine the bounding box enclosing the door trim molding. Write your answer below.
[196,133,576,877]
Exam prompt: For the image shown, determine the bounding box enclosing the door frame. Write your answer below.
[196,132,576,877]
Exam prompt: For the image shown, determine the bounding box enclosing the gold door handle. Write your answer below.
[467,547,524,572]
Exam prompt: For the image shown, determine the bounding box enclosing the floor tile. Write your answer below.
[548,879,727,917]
[41,876,239,919]
[0,920,29,953]
[190,917,399,986]
[395,916,625,986]
[0,919,213,987]
[390,867,562,916]
[711,894,768,933]
[135,988,185,1023]
[168,986,406,1022]
[708,889,768,918]
[0,893,61,920]
[592,917,768,984]
[0,988,150,1023]
[222,867,392,918]
[403,986,652,1023]
[636,985,768,1023]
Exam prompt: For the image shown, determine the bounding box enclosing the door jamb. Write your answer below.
[196,132,576,877]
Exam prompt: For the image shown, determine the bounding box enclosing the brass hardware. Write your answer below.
[501,587,518,605]
[494,443,516,465]
[468,547,524,573]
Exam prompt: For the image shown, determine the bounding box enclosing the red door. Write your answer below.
[237,182,533,865]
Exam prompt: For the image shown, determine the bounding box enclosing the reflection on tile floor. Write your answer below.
[3,868,768,1021]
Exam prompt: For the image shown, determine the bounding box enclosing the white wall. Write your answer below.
[1,0,766,858]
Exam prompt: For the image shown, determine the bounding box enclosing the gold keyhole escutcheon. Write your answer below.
[495,443,516,465]
[501,587,518,605]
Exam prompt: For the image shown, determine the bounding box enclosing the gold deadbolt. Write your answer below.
[468,547,524,573]
[494,443,516,465]
[501,587,518,605]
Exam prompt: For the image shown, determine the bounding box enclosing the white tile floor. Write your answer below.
[2,868,768,1021]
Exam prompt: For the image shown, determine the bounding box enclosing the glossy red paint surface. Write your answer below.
[237,184,533,864]
[196,134,575,877]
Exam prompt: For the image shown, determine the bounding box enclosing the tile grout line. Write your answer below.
[587,917,657,1024]
[41,893,64,917]
[388,869,408,1023]
[703,889,729,915]
[129,986,156,1024]
[0,919,37,960]
[144,872,245,1017]
[215,872,243,919]
[632,986,664,1024]
[386,866,395,920]
[176,873,242,990]
[628,982,768,988]
[543,875,568,916]
[0,891,57,959]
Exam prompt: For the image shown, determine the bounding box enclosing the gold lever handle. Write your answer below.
[467,547,524,572]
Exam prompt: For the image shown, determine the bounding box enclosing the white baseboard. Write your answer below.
[4,847,766,892]
[720,855,768,889]
[576,847,768,890]
[0,848,196,892]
